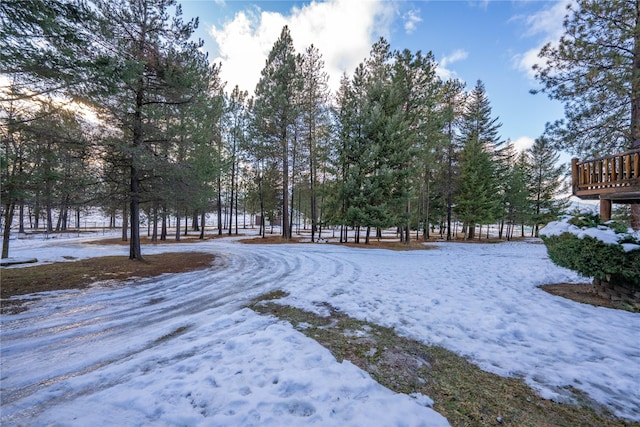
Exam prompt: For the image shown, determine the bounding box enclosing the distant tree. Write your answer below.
[438,79,466,240]
[225,85,249,235]
[299,45,331,242]
[1,93,35,258]
[392,49,442,244]
[456,138,498,239]
[502,150,531,240]
[527,137,569,237]
[456,80,502,238]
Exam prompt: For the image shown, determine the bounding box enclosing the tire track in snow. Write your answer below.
[0,242,362,417]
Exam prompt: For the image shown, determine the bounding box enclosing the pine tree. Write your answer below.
[225,85,249,236]
[392,49,442,243]
[438,79,466,240]
[299,45,331,242]
[533,0,640,156]
[92,0,207,259]
[253,26,301,239]
[533,0,640,229]
[0,0,98,100]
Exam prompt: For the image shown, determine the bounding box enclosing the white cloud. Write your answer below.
[513,1,572,79]
[436,49,468,80]
[512,136,535,152]
[208,0,395,94]
[403,9,422,35]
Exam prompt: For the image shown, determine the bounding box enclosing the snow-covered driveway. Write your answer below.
[1,235,639,425]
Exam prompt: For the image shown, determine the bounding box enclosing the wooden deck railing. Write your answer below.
[572,149,640,199]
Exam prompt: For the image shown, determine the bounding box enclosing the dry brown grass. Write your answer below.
[238,235,305,244]
[0,252,214,301]
[540,283,640,313]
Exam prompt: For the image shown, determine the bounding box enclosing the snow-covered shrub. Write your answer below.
[540,211,640,289]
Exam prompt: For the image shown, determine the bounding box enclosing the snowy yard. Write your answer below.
[1,231,639,426]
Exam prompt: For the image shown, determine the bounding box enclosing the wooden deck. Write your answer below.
[571,149,640,203]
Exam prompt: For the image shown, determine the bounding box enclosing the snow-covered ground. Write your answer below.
[1,230,639,425]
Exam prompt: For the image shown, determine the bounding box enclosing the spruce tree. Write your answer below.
[456,138,498,239]
[502,149,531,239]
[456,80,502,238]
[527,137,569,237]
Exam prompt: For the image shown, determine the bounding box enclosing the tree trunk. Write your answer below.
[175,206,181,241]
[282,128,290,240]
[199,211,206,239]
[18,201,24,233]
[629,3,640,230]
[2,202,15,258]
[129,166,142,259]
[183,209,188,236]
[228,143,236,236]
[192,210,199,231]
[122,202,128,242]
[160,208,167,241]
[217,178,223,235]
[128,77,145,260]
[259,174,266,238]
[151,204,158,242]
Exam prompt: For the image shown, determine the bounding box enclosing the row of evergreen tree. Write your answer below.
[1,0,568,259]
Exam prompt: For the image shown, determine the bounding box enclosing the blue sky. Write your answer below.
[178,0,571,153]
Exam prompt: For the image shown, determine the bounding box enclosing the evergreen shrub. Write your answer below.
[540,212,640,288]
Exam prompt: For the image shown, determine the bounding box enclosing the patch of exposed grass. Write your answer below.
[0,252,215,311]
[238,235,304,244]
[249,293,638,427]
[540,283,640,313]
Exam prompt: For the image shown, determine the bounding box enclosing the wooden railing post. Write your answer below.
[571,158,579,195]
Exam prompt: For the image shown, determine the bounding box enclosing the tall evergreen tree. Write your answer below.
[456,80,502,238]
[299,45,331,242]
[527,137,569,236]
[392,49,442,244]
[253,26,300,239]
[92,0,204,259]
[502,149,531,239]
[438,79,466,240]
[456,138,497,239]
[225,85,249,236]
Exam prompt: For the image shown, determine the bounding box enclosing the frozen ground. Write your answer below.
[1,230,639,425]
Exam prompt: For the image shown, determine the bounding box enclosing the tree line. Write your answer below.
[8,0,632,259]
